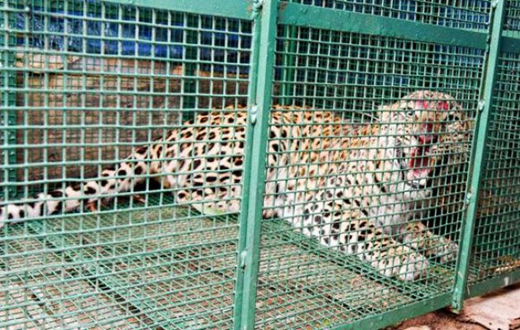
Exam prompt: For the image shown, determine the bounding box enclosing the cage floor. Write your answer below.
[1,198,461,330]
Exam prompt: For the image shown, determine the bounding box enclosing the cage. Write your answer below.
[0,0,518,329]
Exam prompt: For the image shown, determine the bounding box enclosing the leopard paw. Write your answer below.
[438,240,459,263]
[397,252,429,281]
[371,250,429,281]
[87,201,99,213]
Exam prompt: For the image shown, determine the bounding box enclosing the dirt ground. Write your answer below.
[388,283,520,330]
[387,309,486,330]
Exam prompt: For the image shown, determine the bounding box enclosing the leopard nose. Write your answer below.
[418,134,437,144]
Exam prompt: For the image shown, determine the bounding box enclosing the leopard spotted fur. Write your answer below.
[0,91,470,281]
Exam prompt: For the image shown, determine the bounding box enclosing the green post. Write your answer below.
[233,0,277,329]
[452,0,506,311]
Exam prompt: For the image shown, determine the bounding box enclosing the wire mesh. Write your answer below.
[255,25,482,329]
[470,51,520,285]
[505,0,520,31]
[0,0,519,329]
[1,0,251,328]
[282,0,492,30]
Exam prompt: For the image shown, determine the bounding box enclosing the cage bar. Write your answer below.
[0,0,519,329]
[452,0,507,311]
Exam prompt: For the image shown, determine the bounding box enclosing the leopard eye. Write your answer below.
[404,107,415,117]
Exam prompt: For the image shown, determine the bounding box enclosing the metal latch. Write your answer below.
[477,100,485,112]
[465,192,472,205]
[250,104,259,125]
[252,0,264,19]
[240,250,248,269]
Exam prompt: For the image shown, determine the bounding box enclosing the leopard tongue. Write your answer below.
[409,146,431,179]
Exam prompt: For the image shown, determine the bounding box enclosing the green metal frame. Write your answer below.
[451,0,508,311]
[235,0,279,329]
[278,2,488,50]
[240,0,520,326]
[106,0,252,20]
[2,0,520,329]
[467,268,520,298]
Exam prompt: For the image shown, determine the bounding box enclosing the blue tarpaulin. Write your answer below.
[15,0,488,82]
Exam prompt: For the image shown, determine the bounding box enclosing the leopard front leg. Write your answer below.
[398,221,459,263]
[298,196,429,281]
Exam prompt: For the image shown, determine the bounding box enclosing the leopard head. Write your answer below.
[379,90,469,189]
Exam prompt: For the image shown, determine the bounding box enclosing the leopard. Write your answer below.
[0,90,471,281]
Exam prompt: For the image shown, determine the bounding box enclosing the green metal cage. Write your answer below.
[0,0,518,329]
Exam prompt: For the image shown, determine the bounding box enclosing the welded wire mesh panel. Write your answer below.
[0,0,251,328]
[254,25,482,329]
[469,52,520,285]
[283,0,491,29]
[505,0,520,31]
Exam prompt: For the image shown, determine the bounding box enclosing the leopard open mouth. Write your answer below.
[396,140,435,189]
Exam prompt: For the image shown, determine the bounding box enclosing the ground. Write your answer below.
[388,283,520,330]
[387,310,486,330]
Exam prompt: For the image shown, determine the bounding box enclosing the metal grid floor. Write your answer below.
[1,201,467,330]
